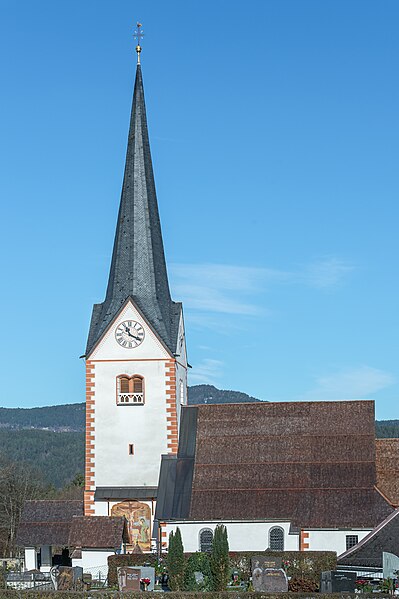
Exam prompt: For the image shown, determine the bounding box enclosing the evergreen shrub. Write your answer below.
[168,528,185,591]
[210,525,230,591]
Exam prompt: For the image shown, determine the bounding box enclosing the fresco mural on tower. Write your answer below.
[111,501,151,552]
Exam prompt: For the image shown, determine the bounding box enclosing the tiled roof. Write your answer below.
[376,438,399,507]
[86,64,181,356]
[17,501,83,546]
[156,401,393,528]
[338,508,399,567]
[68,517,126,549]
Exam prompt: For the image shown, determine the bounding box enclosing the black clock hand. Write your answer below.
[125,328,141,341]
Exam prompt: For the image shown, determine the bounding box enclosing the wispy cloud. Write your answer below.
[171,263,271,316]
[170,257,353,320]
[188,358,224,385]
[301,258,354,289]
[302,365,395,400]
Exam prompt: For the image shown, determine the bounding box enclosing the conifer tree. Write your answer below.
[210,524,230,590]
[167,527,185,590]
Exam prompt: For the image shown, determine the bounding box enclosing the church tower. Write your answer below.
[84,28,187,549]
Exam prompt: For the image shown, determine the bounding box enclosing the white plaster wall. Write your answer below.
[175,360,187,425]
[165,521,299,552]
[79,549,113,572]
[174,313,187,426]
[94,501,109,516]
[89,302,172,489]
[306,529,371,554]
[94,359,168,487]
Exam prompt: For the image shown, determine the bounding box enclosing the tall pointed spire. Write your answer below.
[86,43,181,356]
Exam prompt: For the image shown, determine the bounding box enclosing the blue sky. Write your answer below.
[0,0,398,419]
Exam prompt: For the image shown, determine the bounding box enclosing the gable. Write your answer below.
[88,299,172,361]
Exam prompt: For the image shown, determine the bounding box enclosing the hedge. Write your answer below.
[108,551,337,588]
[228,551,337,583]
[0,592,391,599]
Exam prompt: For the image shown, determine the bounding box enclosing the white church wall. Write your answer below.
[175,360,187,425]
[164,521,299,552]
[93,501,109,516]
[93,358,168,488]
[306,529,371,554]
[174,313,187,426]
[87,300,175,495]
[79,549,114,572]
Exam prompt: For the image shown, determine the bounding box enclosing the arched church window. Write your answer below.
[199,528,213,552]
[117,375,144,405]
[179,380,184,404]
[269,526,284,551]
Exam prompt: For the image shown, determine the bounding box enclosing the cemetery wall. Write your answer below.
[108,550,337,587]
[0,592,390,599]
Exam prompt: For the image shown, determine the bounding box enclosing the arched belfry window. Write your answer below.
[199,528,213,552]
[269,526,284,551]
[117,375,144,405]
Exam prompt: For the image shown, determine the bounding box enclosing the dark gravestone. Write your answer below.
[251,557,288,593]
[251,555,282,570]
[117,567,141,592]
[320,571,356,594]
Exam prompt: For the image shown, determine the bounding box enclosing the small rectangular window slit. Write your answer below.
[128,443,134,455]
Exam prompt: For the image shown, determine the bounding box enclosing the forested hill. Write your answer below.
[188,384,260,405]
[0,388,397,435]
[0,385,259,431]
[0,388,397,488]
[0,403,85,432]
[0,388,397,437]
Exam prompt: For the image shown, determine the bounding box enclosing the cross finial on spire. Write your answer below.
[133,22,144,65]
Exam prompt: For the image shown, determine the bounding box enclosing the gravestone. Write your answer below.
[383,552,399,579]
[140,566,155,591]
[117,567,141,592]
[194,572,204,584]
[251,555,282,570]
[262,568,288,593]
[251,557,288,593]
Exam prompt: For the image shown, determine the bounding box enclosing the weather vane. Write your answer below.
[134,22,144,64]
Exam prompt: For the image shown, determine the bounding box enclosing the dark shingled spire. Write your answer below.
[86,64,181,356]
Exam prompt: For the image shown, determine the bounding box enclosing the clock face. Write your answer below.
[115,320,145,348]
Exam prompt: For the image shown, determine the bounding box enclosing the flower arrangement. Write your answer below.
[140,577,151,590]
[356,578,373,593]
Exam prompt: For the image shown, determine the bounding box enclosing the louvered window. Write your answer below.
[117,376,144,405]
[133,377,143,393]
[346,535,358,550]
[199,529,213,552]
[269,527,284,551]
[120,377,130,394]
